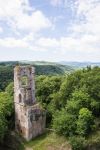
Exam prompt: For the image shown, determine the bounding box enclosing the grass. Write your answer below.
[1,131,70,150]
[87,130,100,144]
[24,131,71,150]
[83,129,100,150]
[23,130,100,150]
[2,130,100,150]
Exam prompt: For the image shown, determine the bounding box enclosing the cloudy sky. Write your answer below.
[0,0,100,62]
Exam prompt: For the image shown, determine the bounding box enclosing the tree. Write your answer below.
[69,136,86,150]
[36,75,62,125]
[66,88,91,115]
[5,82,14,96]
[0,85,14,142]
[36,75,62,105]
[53,109,77,136]
[0,112,7,143]
[0,66,13,91]
[76,108,94,136]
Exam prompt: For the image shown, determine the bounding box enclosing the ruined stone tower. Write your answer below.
[14,66,46,141]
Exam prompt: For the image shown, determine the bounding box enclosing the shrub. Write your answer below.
[53,109,77,136]
[69,136,86,150]
[76,108,94,136]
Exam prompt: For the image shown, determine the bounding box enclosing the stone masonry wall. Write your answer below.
[14,66,46,141]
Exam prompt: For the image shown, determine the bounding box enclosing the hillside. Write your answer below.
[0,61,74,91]
[24,132,71,150]
[59,61,100,69]
[1,60,100,91]
[0,66,100,150]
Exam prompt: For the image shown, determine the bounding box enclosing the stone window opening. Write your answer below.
[21,75,28,86]
[21,130,22,133]
[19,94,22,103]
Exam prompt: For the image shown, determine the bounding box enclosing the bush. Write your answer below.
[76,108,94,136]
[66,88,91,115]
[0,113,7,143]
[0,84,14,142]
[69,136,86,150]
[53,109,77,136]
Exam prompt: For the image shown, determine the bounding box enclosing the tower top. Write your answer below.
[14,65,36,105]
[14,65,35,75]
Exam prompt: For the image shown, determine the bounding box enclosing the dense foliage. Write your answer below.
[0,66,13,91]
[0,62,73,91]
[0,82,14,143]
[36,66,100,149]
[0,65,100,150]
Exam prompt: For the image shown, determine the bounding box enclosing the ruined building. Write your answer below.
[14,66,46,141]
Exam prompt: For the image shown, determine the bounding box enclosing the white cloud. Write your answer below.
[0,37,29,48]
[66,0,100,60]
[37,37,59,47]
[0,0,30,18]
[14,11,52,32]
[73,0,100,35]
[0,32,99,61]
[0,0,52,33]
[0,0,99,62]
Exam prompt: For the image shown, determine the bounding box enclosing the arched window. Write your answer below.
[19,94,22,103]
[21,75,28,86]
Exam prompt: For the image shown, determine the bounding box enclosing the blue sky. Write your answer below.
[0,0,100,62]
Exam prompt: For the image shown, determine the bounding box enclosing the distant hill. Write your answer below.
[0,61,74,91]
[0,61,100,72]
[19,61,74,75]
[59,61,100,69]
[0,61,74,75]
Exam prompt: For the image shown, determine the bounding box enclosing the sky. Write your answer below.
[0,0,100,62]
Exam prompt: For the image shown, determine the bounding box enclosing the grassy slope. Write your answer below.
[24,132,71,150]
[2,130,100,150]
[23,130,100,150]
[86,130,100,150]
[0,132,71,150]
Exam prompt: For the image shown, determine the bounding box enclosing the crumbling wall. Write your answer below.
[14,66,46,141]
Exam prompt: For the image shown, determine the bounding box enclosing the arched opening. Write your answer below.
[21,75,28,86]
[19,94,22,103]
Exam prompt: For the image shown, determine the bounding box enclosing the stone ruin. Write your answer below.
[14,66,46,141]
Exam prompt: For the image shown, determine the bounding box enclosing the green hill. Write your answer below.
[59,61,100,69]
[0,61,74,91]
[19,61,74,74]
[0,65,100,150]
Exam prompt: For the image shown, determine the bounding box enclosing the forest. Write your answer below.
[0,62,100,150]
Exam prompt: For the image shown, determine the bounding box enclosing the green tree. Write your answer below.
[0,84,14,142]
[66,88,91,115]
[0,66,13,91]
[76,108,94,136]
[69,136,86,150]
[53,109,77,136]
[36,75,62,125]
[5,82,14,96]
[0,112,7,142]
